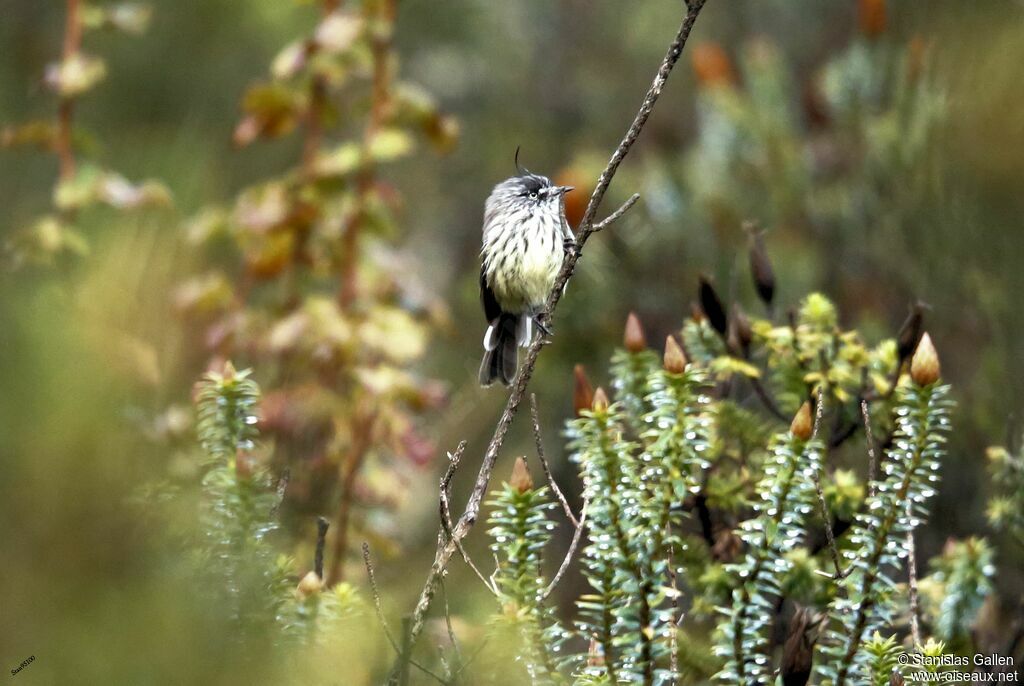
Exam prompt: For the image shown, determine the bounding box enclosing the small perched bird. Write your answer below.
[479,155,574,386]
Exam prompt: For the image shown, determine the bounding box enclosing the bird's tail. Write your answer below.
[479,314,524,386]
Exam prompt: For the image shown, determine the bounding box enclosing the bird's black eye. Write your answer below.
[529,191,538,199]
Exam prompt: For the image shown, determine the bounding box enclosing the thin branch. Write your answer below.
[542,498,589,599]
[437,443,497,595]
[56,0,82,183]
[530,393,579,528]
[810,388,848,580]
[362,542,448,685]
[386,4,709,678]
[363,542,401,652]
[749,375,788,422]
[439,578,463,678]
[327,408,378,586]
[862,398,880,498]
[592,193,640,233]
[906,499,921,647]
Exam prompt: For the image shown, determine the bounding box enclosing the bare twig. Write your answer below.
[810,388,849,580]
[386,4,709,679]
[542,498,589,599]
[530,394,579,528]
[437,443,497,595]
[362,543,448,685]
[439,578,463,677]
[906,500,921,647]
[749,375,788,422]
[862,398,880,498]
[592,193,640,233]
[363,542,400,652]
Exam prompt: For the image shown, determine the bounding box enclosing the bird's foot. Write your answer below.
[535,313,553,338]
[563,237,578,256]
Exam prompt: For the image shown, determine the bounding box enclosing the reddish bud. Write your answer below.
[691,42,736,88]
[698,275,728,337]
[295,571,323,599]
[624,312,647,353]
[592,387,610,413]
[910,332,940,386]
[859,0,887,38]
[573,364,595,417]
[509,456,533,493]
[663,335,688,374]
[791,402,813,441]
[746,224,776,307]
[587,637,605,667]
[730,304,753,357]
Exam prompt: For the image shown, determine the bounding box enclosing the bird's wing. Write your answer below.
[480,264,502,323]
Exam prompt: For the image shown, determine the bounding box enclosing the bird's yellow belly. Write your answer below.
[490,240,562,314]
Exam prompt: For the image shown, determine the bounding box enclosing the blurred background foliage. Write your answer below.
[2,0,1023,683]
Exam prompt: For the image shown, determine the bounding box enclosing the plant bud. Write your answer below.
[730,304,753,356]
[586,637,605,667]
[859,0,887,38]
[698,275,728,337]
[573,364,595,417]
[910,332,940,386]
[746,225,776,307]
[623,311,647,353]
[592,387,609,413]
[896,302,925,365]
[509,456,533,493]
[690,301,705,323]
[691,42,736,88]
[295,570,323,599]
[890,671,905,686]
[791,402,813,441]
[663,335,688,374]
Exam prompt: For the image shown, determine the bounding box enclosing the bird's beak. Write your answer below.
[556,185,575,195]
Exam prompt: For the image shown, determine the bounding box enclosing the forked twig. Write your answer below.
[542,498,589,599]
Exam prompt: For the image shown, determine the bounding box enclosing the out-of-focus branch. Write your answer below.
[56,0,82,182]
[327,408,377,586]
[543,498,588,600]
[385,3,709,680]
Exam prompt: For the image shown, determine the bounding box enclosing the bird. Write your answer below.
[478,153,574,386]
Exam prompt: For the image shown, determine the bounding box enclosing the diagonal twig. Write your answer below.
[542,498,589,599]
[592,193,640,233]
[809,387,849,580]
[437,443,497,595]
[530,393,579,528]
[361,543,448,685]
[386,4,709,679]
